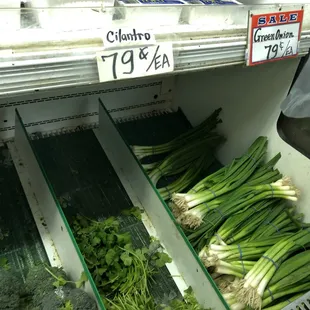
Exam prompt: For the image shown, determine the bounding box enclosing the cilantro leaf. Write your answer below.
[97,267,107,276]
[92,236,101,246]
[106,249,117,265]
[53,275,67,288]
[0,257,9,270]
[75,271,88,288]
[116,232,131,245]
[120,252,132,266]
[121,207,143,220]
[155,252,172,268]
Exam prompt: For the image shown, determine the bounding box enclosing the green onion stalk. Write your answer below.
[214,275,238,293]
[222,292,245,310]
[209,200,285,245]
[142,162,159,171]
[200,235,291,269]
[187,180,299,250]
[259,251,310,308]
[207,235,292,259]
[176,195,227,229]
[186,165,228,194]
[175,180,270,233]
[175,148,281,217]
[187,150,278,194]
[268,250,310,287]
[206,246,270,264]
[148,133,224,187]
[262,277,310,307]
[216,152,281,198]
[157,152,215,201]
[234,152,282,191]
[176,153,283,231]
[172,136,268,212]
[245,152,281,186]
[249,206,303,241]
[131,108,222,160]
[257,293,303,310]
[282,207,310,230]
[228,302,246,310]
[235,229,310,309]
[211,260,256,278]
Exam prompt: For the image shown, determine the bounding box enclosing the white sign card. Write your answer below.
[96,43,174,83]
[247,9,304,66]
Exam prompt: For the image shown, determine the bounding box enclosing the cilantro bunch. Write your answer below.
[72,214,171,298]
[106,286,209,310]
[72,211,209,310]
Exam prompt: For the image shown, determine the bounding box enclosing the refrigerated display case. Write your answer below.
[1,2,310,310]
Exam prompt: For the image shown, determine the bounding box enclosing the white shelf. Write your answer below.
[1,4,310,96]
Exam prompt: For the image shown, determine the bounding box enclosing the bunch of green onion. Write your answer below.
[157,153,212,201]
[209,200,294,245]
[164,134,308,310]
[196,192,308,310]
[134,109,225,201]
[148,133,223,186]
[168,137,301,252]
[231,230,310,309]
[135,120,308,310]
[171,137,279,233]
[172,136,268,212]
[186,177,298,250]
[132,108,222,160]
[260,250,310,308]
[198,201,301,275]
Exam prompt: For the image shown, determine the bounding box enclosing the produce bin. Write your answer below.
[12,102,227,309]
[0,113,99,309]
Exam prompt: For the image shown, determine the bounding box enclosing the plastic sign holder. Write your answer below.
[246,7,304,66]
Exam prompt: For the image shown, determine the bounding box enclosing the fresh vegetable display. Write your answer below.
[171,136,308,310]
[72,208,209,310]
[3,105,308,310]
[134,116,310,310]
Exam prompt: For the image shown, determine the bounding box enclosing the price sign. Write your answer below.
[247,9,304,66]
[96,43,174,83]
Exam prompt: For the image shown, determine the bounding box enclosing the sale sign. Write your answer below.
[247,10,304,66]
